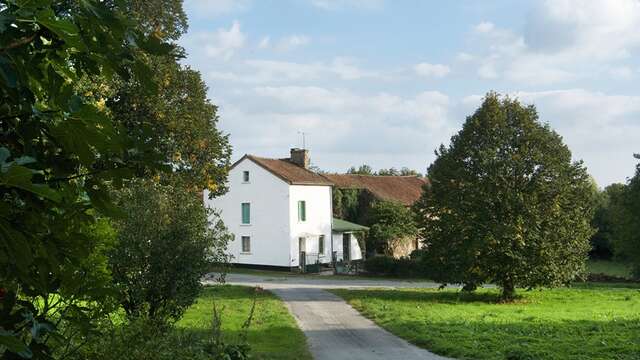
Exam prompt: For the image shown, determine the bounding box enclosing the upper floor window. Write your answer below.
[242,171,250,183]
[297,200,306,222]
[241,203,251,224]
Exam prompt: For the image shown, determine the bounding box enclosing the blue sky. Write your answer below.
[179,0,640,186]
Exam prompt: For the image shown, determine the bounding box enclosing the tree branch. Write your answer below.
[0,32,39,52]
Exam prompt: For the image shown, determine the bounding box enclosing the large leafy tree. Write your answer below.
[415,93,594,299]
[610,154,640,278]
[0,1,174,357]
[590,183,626,259]
[100,0,231,194]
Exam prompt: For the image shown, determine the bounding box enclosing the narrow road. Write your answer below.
[211,273,451,360]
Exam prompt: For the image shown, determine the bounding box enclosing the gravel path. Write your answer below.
[207,273,450,360]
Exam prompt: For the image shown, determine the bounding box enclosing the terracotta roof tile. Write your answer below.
[323,174,428,205]
[238,155,333,186]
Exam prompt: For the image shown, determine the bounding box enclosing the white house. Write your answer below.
[204,148,365,270]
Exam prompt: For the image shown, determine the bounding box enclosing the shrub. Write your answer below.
[367,200,419,255]
[364,256,397,275]
[108,180,232,323]
[71,319,210,360]
[364,253,429,278]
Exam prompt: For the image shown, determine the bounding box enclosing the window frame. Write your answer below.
[242,170,250,183]
[241,236,251,253]
[241,202,251,225]
[297,200,306,222]
[318,235,325,255]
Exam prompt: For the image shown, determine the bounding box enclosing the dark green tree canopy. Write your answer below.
[609,154,640,278]
[415,92,595,299]
[367,200,418,256]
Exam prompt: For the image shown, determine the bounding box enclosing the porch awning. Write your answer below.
[332,218,369,232]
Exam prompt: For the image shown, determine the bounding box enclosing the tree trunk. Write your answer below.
[501,280,516,301]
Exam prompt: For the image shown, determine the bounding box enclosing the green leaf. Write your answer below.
[0,164,61,202]
[35,9,85,50]
[0,147,9,163]
[0,220,33,273]
[0,10,15,32]
[0,330,29,356]
[0,56,17,88]
[16,0,50,9]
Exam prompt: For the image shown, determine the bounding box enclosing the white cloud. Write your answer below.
[414,62,450,78]
[217,86,454,171]
[464,1,640,85]
[275,35,311,52]
[258,36,271,49]
[477,62,498,79]
[207,58,380,83]
[474,21,495,33]
[456,52,475,62]
[202,21,246,60]
[609,66,634,80]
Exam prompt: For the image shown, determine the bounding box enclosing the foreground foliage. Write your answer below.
[333,285,640,360]
[109,180,232,322]
[71,286,299,360]
[0,1,174,357]
[415,93,594,299]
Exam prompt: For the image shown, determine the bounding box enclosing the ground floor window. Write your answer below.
[241,236,251,253]
[319,235,325,255]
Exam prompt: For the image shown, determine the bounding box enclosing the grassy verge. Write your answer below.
[331,285,640,360]
[221,266,429,282]
[178,285,311,360]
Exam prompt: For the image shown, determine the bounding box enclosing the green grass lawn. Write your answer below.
[222,266,427,282]
[178,285,311,360]
[587,259,633,279]
[332,284,640,360]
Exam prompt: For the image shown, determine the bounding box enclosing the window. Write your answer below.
[241,203,250,224]
[241,236,250,253]
[242,171,250,183]
[318,235,325,255]
[297,200,306,222]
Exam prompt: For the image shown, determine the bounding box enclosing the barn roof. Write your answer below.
[322,174,428,205]
[232,155,333,186]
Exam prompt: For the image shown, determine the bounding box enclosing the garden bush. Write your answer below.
[364,252,429,278]
[109,180,232,323]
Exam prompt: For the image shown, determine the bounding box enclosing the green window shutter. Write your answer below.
[298,201,306,222]
[241,203,250,224]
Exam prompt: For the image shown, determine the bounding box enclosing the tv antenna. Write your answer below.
[298,131,308,150]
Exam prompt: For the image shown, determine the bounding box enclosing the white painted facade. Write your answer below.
[204,156,362,269]
[331,233,363,261]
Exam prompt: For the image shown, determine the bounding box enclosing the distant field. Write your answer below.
[332,284,640,360]
[178,285,311,360]
[587,259,633,279]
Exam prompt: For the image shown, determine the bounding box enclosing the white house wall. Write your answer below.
[331,233,363,261]
[289,185,333,266]
[204,159,291,267]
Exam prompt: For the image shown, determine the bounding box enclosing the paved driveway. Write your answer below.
[207,273,450,360]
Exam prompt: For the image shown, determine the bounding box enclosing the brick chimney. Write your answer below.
[290,148,310,168]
